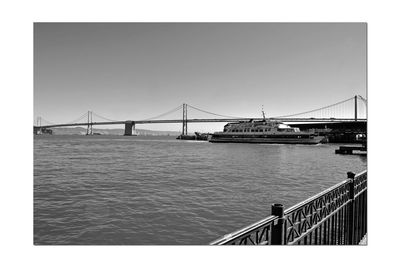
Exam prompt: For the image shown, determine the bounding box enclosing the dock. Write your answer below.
[335,143,367,155]
[176,132,211,141]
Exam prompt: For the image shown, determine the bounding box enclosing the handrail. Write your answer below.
[284,179,350,214]
[211,170,367,245]
[210,215,277,245]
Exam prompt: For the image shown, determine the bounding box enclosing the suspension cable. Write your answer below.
[91,111,119,122]
[275,96,355,118]
[357,95,367,106]
[66,112,89,124]
[186,104,247,119]
[40,117,56,125]
[141,105,183,120]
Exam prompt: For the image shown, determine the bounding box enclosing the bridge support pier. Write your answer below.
[34,126,42,135]
[124,121,135,136]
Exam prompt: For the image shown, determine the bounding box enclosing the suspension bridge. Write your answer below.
[34,95,367,137]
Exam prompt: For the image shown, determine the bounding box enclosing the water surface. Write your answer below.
[34,135,366,245]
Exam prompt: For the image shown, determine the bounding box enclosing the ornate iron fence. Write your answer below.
[210,170,367,245]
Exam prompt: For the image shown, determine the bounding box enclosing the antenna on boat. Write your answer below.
[262,105,266,121]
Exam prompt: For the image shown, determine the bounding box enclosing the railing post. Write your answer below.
[347,172,355,244]
[271,203,285,245]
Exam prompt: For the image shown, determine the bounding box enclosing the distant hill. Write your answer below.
[51,127,182,136]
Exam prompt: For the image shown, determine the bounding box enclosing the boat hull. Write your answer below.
[209,135,324,144]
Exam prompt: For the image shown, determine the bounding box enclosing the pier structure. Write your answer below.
[335,144,367,155]
[34,95,367,139]
[210,170,367,245]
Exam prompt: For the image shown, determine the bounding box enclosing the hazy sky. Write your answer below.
[34,23,366,132]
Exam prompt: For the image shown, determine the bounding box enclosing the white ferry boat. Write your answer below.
[209,111,324,144]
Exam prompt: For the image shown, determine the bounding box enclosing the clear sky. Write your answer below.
[34,23,366,132]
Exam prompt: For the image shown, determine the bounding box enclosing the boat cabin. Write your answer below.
[223,120,300,134]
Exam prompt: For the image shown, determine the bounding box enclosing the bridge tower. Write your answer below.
[182,103,188,136]
[354,95,358,122]
[86,111,93,135]
[35,116,42,135]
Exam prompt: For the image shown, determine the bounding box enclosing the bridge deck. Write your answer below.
[37,118,366,129]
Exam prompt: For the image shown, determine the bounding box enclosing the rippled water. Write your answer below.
[34,135,366,245]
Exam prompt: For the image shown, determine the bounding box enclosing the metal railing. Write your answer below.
[210,170,367,245]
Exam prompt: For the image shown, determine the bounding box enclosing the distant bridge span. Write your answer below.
[36,117,366,136]
[40,117,366,128]
[34,95,367,136]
